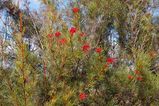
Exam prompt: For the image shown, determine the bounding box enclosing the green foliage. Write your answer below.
[0,0,159,106]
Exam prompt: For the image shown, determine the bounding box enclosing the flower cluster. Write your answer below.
[55,31,61,37]
[106,58,116,64]
[79,92,87,101]
[72,7,80,13]
[95,47,102,54]
[82,44,90,52]
[69,27,77,36]
[47,25,105,56]
[46,8,123,103]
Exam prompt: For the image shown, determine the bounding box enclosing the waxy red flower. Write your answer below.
[106,58,116,64]
[128,75,133,80]
[72,7,79,13]
[82,44,90,52]
[69,27,77,36]
[79,93,87,101]
[59,38,67,44]
[134,70,140,74]
[95,47,102,53]
[55,31,61,37]
[137,76,143,81]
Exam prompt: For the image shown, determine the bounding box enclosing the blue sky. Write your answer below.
[19,0,68,11]
[12,0,41,10]
[0,0,68,39]
[0,0,41,38]
[19,0,41,10]
[29,0,41,10]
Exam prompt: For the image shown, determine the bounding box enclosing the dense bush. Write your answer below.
[0,0,159,106]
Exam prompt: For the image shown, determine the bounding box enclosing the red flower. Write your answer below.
[137,76,143,81]
[128,75,133,80]
[79,93,87,101]
[95,47,102,53]
[106,58,116,64]
[55,31,61,37]
[82,44,90,52]
[72,7,79,13]
[48,34,53,38]
[59,38,67,44]
[134,70,140,74]
[69,27,77,36]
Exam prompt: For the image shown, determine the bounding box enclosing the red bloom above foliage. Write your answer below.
[137,76,143,81]
[106,58,116,64]
[95,47,102,53]
[128,75,133,80]
[55,31,61,37]
[59,38,67,44]
[82,44,90,52]
[134,70,140,74]
[69,27,77,36]
[72,7,79,13]
[79,93,87,101]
